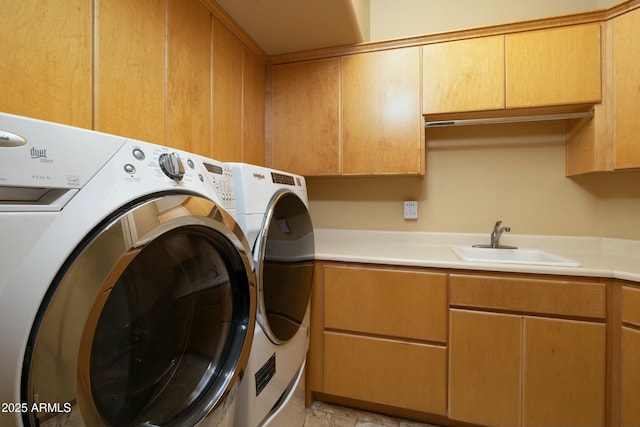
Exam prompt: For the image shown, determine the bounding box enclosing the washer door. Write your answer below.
[22,194,255,427]
[255,190,314,345]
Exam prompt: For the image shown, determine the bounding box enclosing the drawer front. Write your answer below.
[622,286,640,327]
[449,274,605,319]
[324,265,447,342]
[323,331,447,415]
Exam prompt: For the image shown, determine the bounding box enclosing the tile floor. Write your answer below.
[304,401,441,427]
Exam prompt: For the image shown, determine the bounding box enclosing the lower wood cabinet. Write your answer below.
[310,263,447,415]
[323,332,447,414]
[449,310,522,427]
[449,274,606,427]
[622,285,640,426]
[622,327,640,426]
[308,264,628,427]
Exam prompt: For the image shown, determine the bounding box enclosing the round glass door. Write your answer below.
[256,191,314,344]
[22,195,255,427]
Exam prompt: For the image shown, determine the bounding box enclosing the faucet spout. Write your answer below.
[490,220,511,248]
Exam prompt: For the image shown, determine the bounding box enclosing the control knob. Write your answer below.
[159,152,185,180]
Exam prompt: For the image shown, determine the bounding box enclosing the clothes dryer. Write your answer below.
[0,113,256,427]
[229,163,314,427]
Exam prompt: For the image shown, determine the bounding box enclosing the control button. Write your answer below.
[124,164,136,174]
[159,152,185,180]
[198,173,204,182]
[187,159,195,169]
[132,148,145,160]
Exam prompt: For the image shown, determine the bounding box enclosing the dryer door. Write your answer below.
[255,190,314,345]
[22,194,255,427]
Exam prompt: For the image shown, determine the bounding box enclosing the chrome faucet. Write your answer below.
[491,220,511,248]
[473,220,517,249]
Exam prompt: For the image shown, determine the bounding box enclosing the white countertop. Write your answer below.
[314,228,640,282]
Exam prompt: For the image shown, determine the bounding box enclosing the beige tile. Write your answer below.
[304,407,357,427]
[304,401,439,427]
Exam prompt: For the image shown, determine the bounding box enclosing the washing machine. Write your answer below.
[0,112,256,427]
[229,163,314,427]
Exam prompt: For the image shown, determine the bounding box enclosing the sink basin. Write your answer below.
[451,246,581,267]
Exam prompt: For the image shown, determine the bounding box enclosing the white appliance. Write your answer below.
[229,163,314,427]
[0,112,256,427]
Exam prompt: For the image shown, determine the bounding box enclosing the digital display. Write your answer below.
[271,172,295,186]
[203,163,223,175]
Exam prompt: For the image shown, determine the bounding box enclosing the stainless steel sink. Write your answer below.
[451,246,581,267]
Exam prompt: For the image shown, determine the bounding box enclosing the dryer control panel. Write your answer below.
[202,161,235,210]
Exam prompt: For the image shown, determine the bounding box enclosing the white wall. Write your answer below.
[368,0,617,41]
[308,121,640,240]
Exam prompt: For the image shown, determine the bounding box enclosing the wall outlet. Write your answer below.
[404,200,418,219]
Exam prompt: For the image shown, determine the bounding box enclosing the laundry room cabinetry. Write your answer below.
[167,0,212,156]
[211,16,267,163]
[566,6,640,175]
[0,0,92,129]
[505,23,601,109]
[309,263,447,415]
[448,274,606,427]
[271,58,341,176]
[94,0,167,145]
[271,47,424,176]
[621,284,640,426]
[611,7,640,169]
[3,0,266,162]
[423,24,601,117]
[422,35,505,114]
[341,47,424,175]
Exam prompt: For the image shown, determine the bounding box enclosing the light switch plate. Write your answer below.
[404,201,418,219]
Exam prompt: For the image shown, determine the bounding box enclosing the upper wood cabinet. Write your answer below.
[613,7,640,169]
[423,36,505,114]
[242,49,267,166]
[342,47,424,175]
[167,0,212,156]
[212,16,244,161]
[95,0,166,145]
[271,48,424,176]
[271,58,340,176]
[506,23,601,109]
[566,8,640,175]
[0,0,92,129]
[212,16,267,164]
[423,24,601,116]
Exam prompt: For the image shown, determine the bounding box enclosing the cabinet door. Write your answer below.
[272,58,340,175]
[449,309,522,427]
[342,47,424,175]
[522,317,605,427]
[167,0,211,156]
[212,16,243,161]
[95,0,166,145]
[506,24,601,108]
[242,48,266,166]
[323,332,447,415]
[0,0,92,128]
[613,8,640,169]
[621,285,640,427]
[423,36,505,114]
[622,327,640,427]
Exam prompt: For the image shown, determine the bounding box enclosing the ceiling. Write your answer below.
[215,0,368,56]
